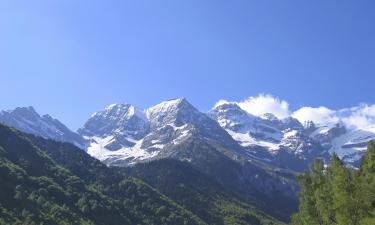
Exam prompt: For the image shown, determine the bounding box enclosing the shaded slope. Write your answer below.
[0,124,204,225]
[126,159,285,225]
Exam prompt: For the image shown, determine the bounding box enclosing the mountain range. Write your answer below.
[1,97,374,223]
[0,123,286,224]
[1,98,373,171]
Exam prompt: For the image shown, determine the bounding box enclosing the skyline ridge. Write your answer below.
[2,94,375,132]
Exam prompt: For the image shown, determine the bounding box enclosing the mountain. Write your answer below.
[0,106,87,149]
[0,123,285,225]
[0,123,205,225]
[2,99,374,223]
[126,159,285,225]
[306,121,375,167]
[79,99,299,221]
[0,101,298,221]
[209,101,326,171]
[2,99,373,169]
[78,103,149,147]
[209,101,375,169]
[80,98,246,166]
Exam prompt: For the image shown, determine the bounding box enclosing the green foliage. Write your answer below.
[0,124,205,225]
[292,141,375,225]
[0,123,285,225]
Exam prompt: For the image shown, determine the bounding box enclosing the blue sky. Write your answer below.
[1,1,375,130]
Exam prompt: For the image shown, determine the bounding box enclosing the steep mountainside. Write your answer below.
[78,103,150,148]
[0,124,205,225]
[1,99,373,170]
[76,99,299,220]
[209,101,375,169]
[1,98,373,222]
[0,123,285,225]
[126,159,285,225]
[0,106,86,149]
[81,98,247,166]
[209,102,326,171]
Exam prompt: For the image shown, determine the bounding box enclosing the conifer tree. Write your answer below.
[312,159,335,225]
[292,172,320,225]
[292,142,375,225]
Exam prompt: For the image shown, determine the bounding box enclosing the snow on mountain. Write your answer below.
[81,98,245,166]
[299,120,375,164]
[79,103,149,140]
[79,99,187,165]
[2,97,375,169]
[329,128,375,162]
[78,99,375,168]
[86,136,160,166]
[209,100,368,169]
[0,106,86,148]
[209,102,307,154]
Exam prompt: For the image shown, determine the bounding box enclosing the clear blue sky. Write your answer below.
[1,0,375,130]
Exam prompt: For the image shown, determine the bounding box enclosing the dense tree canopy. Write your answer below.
[0,124,204,225]
[0,124,283,225]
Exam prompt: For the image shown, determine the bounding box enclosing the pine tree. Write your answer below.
[330,153,362,225]
[311,159,335,225]
[292,172,320,225]
[356,141,375,224]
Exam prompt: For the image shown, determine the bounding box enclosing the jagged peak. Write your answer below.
[303,120,316,128]
[4,106,40,118]
[42,114,55,121]
[147,98,193,116]
[12,106,37,113]
[212,101,244,113]
[90,103,147,121]
[282,117,303,126]
[260,113,279,121]
[104,103,132,111]
[212,99,239,109]
[145,98,205,129]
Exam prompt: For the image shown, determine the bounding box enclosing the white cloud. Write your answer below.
[292,104,375,131]
[238,94,290,119]
[292,106,339,125]
[341,104,375,129]
[214,94,375,131]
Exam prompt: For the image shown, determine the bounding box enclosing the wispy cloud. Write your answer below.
[292,106,339,125]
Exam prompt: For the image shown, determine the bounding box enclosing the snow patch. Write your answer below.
[87,136,160,162]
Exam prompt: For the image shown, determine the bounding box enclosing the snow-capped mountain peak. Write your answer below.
[2,98,375,170]
[80,98,247,166]
[146,98,201,129]
[0,106,86,148]
[79,103,149,140]
[260,113,279,121]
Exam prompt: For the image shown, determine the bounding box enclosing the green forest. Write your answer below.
[292,141,375,225]
[0,124,282,225]
[3,120,375,225]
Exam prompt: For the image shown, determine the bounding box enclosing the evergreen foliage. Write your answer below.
[292,141,375,225]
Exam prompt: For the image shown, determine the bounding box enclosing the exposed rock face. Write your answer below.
[0,106,86,148]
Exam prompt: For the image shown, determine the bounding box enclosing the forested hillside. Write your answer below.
[127,159,284,225]
[0,123,283,225]
[0,124,204,225]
